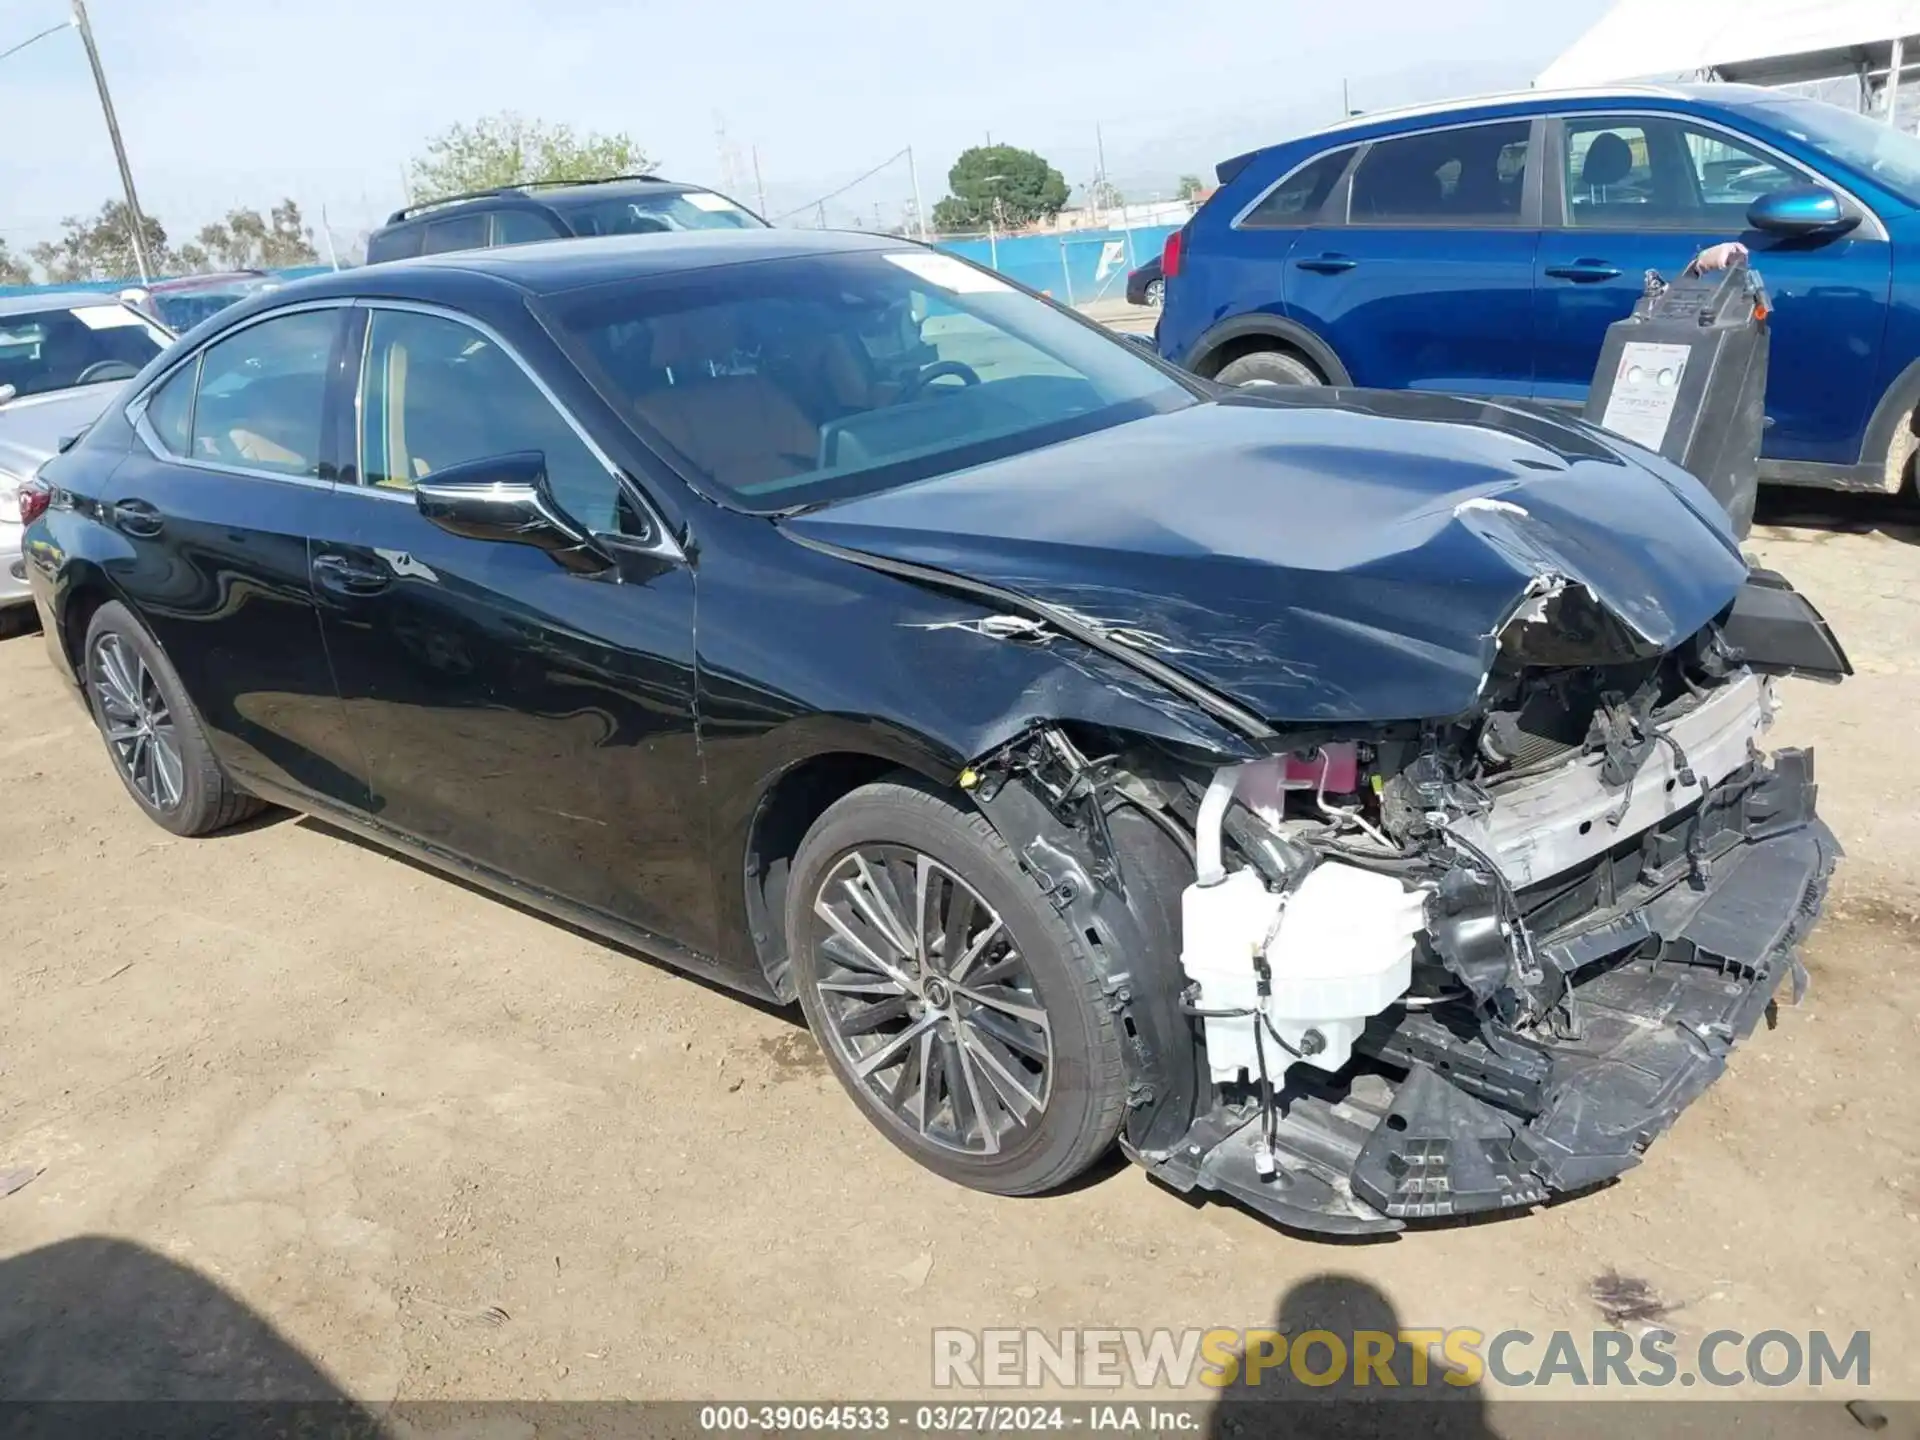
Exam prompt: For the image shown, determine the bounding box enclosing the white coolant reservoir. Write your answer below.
[1180,863,1427,1080]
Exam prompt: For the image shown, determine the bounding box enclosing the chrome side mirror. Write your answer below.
[413,451,610,574]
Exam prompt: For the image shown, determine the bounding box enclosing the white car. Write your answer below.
[0,293,172,625]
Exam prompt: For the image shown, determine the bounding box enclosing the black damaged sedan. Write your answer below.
[21,229,1851,1234]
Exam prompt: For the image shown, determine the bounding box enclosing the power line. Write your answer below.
[0,18,70,65]
[773,148,910,223]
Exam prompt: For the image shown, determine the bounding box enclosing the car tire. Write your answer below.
[1145,278,1165,308]
[82,600,263,838]
[1215,349,1323,388]
[787,776,1128,1196]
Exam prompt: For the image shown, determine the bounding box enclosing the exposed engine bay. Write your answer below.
[963,569,1849,1234]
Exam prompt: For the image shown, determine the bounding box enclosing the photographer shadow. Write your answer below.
[0,1234,382,1437]
[1205,1273,1494,1440]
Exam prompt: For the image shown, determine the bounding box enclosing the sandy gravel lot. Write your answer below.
[1,489,1916,1433]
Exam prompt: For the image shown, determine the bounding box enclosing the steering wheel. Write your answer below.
[74,360,139,386]
[900,359,981,400]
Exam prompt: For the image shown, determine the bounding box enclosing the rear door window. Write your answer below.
[1239,148,1354,227]
[493,209,566,246]
[188,309,339,476]
[1348,120,1532,225]
[421,213,491,254]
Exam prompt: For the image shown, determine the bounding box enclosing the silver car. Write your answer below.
[0,293,173,623]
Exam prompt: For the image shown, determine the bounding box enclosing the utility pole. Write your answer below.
[319,205,342,271]
[907,145,926,240]
[1887,36,1906,127]
[751,146,769,218]
[1094,121,1111,227]
[72,0,152,282]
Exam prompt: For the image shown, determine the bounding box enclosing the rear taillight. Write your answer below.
[1161,227,1185,279]
[16,479,50,526]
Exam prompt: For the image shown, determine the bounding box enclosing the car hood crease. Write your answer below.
[780,392,1751,725]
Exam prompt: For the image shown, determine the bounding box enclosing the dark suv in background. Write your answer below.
[366,175,766,263]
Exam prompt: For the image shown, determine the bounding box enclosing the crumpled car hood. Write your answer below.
[781,389,1751,725]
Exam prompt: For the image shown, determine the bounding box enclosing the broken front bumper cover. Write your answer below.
[1132,749,1837,1236]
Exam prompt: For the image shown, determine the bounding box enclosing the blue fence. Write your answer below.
[1,231,1176,308]
[0,265,334,300]
[936,224,1177,303]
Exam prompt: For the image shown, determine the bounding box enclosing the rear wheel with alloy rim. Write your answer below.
[83,601,263,837]
[788,778,1128,1195]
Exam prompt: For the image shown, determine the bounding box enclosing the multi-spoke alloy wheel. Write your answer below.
[81,601,262,837]
[90,631,184,811]
[809,845,1054,1156]
[788,779,1131,1195]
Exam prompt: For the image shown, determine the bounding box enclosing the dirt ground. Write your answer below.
[1,489,1917,1429]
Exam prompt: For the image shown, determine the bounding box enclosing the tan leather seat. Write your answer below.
[630,311,819,492]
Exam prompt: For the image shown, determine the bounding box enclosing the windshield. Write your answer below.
[559,189,766,237]
[150,281,275,333]
[540,248,1197,512]
[1748,96,1920,206]
[0,301,169,400]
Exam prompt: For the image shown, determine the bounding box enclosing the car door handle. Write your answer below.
[1544,261,1623,283]
[109,498,163,538]
[312,553,391,596]
[1295,253,1358,274]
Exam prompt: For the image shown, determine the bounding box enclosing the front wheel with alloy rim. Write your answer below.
[787,778,1129,1195]
[83,601,263,837]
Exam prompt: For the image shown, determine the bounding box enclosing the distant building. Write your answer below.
[1542,0,1920,128]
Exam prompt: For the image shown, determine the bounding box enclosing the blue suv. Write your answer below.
[1158,83,1920,492]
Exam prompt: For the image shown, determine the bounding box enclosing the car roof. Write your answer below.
[0,290,142,317]
[325,228,912,297]
[382,176,713,227]
[146,270,270,293]
[1299,82,1693,140]
[1218,81,1794,180]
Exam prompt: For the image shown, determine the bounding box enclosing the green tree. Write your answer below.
[28,201,171,283]
[1177,174,1205,202]
[407,112,653,201]
[931,145,1070,231]
[191,199,319,271]
[0,241,30,287]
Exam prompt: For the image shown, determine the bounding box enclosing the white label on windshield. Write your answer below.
[883,252,1011,294]
[1599,341,1690,451]
[683,191,739,212]
[72,303,144,331]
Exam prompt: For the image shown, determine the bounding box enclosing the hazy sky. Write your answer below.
[0,0,1608,251]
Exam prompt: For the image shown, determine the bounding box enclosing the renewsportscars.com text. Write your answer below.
[932,1327,1870,1391]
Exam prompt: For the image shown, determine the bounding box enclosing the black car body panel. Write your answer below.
[21,231,1845,1236]
[783,389,1752,725]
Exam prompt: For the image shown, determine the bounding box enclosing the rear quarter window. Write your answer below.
[366,226,425,264]
[1239,147,1355,227]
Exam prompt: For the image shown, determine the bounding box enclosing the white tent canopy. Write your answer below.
[1539,0,1920,90]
